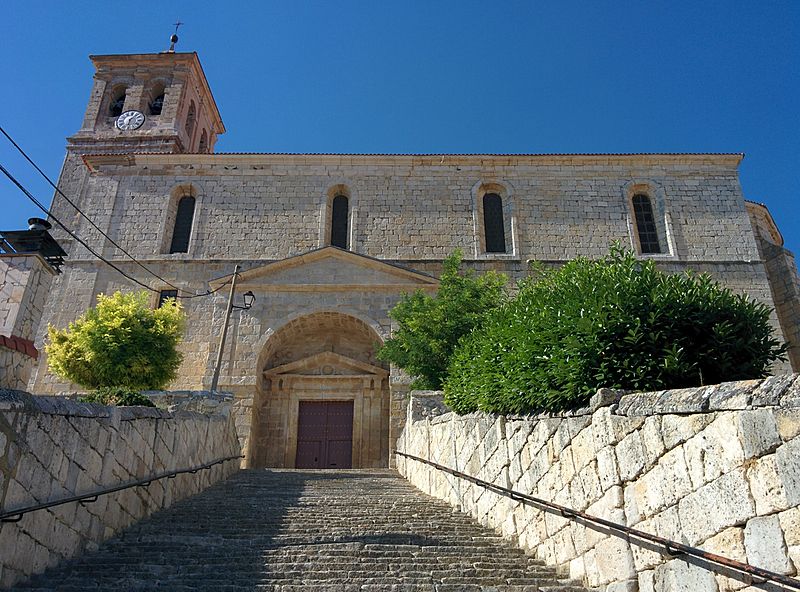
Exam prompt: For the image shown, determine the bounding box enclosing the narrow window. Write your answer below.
[157,289,178,307]
[198,129,208,153]
[185,101,196,138]
[632,194,661,254]
[330,195,349,249]
[169,195,195,253]
[109,89,126,117]
[483,193,506,253]
[150,93,165,115]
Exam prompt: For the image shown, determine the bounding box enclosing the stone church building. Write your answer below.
[6,49,798,470]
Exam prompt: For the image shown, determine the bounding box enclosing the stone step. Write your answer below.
[17,469,590,591]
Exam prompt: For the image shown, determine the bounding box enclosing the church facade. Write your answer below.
[27,50,800,469]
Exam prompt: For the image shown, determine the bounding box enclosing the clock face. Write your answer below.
[116,110,145,131]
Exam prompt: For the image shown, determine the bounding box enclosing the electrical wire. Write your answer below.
[0,124,204,298]
[0,163,233,299]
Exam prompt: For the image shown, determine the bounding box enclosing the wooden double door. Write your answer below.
[295,400,354,469]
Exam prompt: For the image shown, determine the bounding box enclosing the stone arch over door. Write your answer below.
[248,311,389,468]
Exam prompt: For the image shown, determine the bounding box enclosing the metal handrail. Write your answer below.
[395,450,800,591]
[0,454,243,523]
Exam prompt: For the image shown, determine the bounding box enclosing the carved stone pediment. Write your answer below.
[211,247,438,293]
[264,351,388,379]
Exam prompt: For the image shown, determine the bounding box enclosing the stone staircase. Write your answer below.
[17,470,590,591]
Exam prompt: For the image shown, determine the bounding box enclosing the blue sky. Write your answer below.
[1,1,798,254]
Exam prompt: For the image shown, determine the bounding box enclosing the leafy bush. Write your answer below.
[378,251,507,389]
[444,246,787,414]
[79,386,156,407]
[47,291,185,391]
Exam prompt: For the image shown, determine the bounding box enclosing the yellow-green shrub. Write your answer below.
[47,291,185,391]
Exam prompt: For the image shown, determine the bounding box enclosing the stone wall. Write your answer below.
[397,375,800,592]
[0,390,241,588]
[762,243,800,371]
[0,254,53,391]
[73,153,758,263]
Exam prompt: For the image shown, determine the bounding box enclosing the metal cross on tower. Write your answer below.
[167,20,183,52]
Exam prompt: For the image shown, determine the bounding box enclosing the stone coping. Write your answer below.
[415,373,800,425]
[0,388,230,421]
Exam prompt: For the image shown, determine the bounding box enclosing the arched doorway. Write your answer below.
[248,311,389,468]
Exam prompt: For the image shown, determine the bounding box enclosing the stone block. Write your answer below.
[638,570,656,592]
[656,387,712,414]
[747,454,789,514]
[708,380,758,411]
[660,413,713,450]
[594,535,636,585]
[616,431,647,482]
[776,410,800,442]
[781,376,800,408]
[677,469,755,545]
[570,423,597,472]
[701,527,748,592]
[683,414,745,488]
[569,555,586,582]
[779,507,800,547]
[776,438,800,506]
[592,407,645,448]
[616,391,664,417]
[591,387,625,410]
[736,409,781,459]
[743,515,792,574]
[653,559,719,592]
[634,504,687,570]
[597,446,621,490]
[751,374,796,407]
[640,416,666,467]
[606,580,639,592]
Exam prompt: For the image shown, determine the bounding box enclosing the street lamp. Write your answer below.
[238,290,255,310]
[210,266,256,392]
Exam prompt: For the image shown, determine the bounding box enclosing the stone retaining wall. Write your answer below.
[0,390,241,588]
[0,346,35,391]
[397,374,800,592]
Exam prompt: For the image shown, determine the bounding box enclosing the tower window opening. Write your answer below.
[198,129,208,153]
[109,89,126,117]
[483,193,506,253]
[150,93,165,115]
[632,194,662,254]
[185,101,196,138]
[330,195,349,249]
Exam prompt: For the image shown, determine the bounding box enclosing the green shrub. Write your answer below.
[47,291,185,391]
[79,386,156,407]
[444,246,787,414]
[378,251,507,389]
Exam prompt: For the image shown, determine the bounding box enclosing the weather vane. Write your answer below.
[167,20,183,52]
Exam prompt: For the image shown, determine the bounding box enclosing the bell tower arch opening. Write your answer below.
[249,311,390,469]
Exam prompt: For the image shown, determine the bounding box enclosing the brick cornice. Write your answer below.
[0,334,39,359]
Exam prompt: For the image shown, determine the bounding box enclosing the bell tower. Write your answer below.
[68,48,224,155]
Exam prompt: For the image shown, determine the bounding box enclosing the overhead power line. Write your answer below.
[0,162,232,299]
[0,124,206,298]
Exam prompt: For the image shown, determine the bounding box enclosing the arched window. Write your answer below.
[150,93,165,115]
[109,88,126,117]
[169,195,195,253]
[483,193,506,253]
[632,194,661,254]
[330,195,349,249]
[185,101,196,138]
[198,129,208,153]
